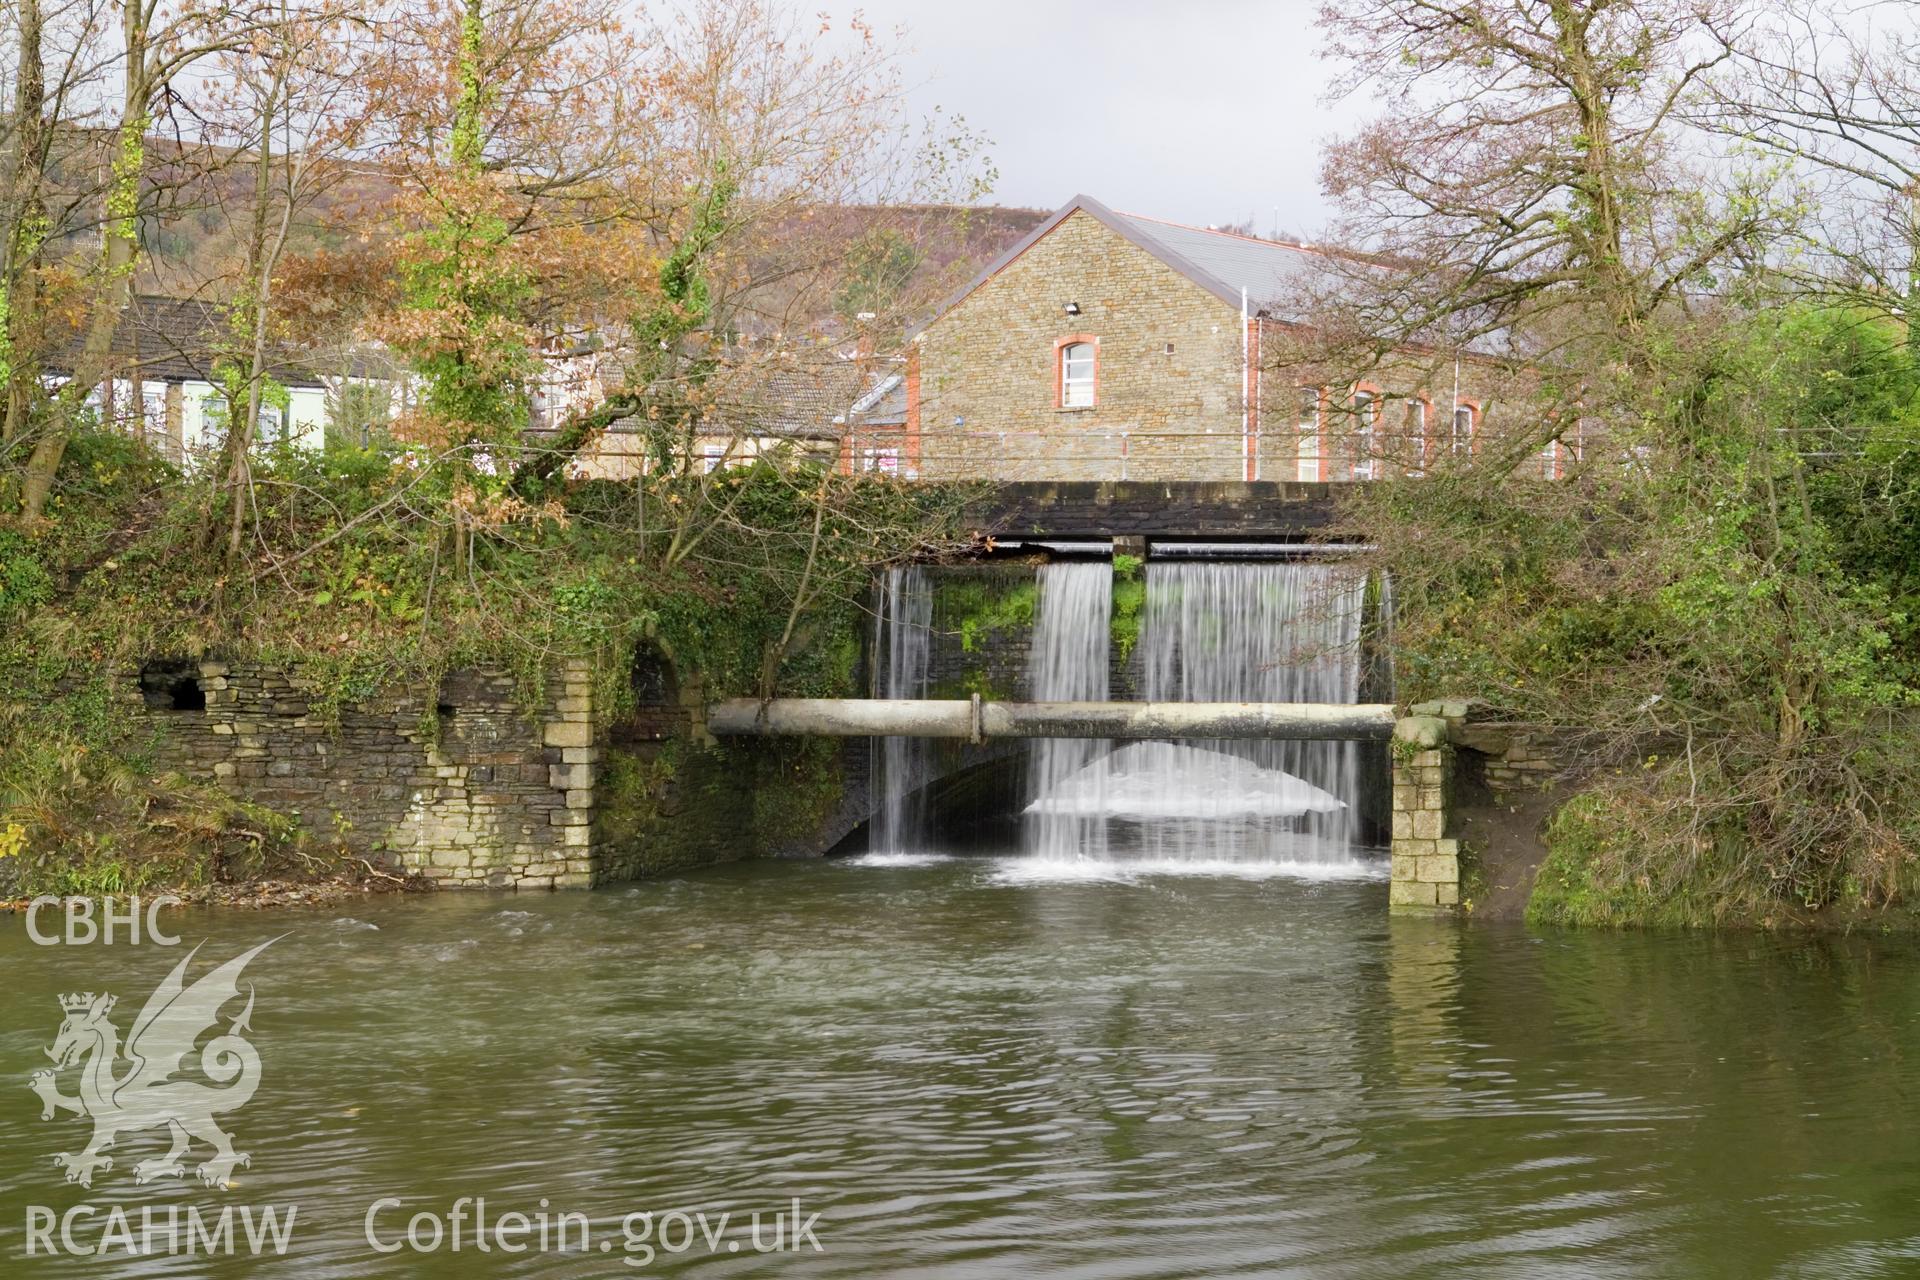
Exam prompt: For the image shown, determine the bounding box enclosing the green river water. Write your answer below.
[4,854,1920,1277]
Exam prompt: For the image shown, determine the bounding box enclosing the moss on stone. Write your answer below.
[933,574,1038,653]
[597,736,845,878]
[1111,555,1144,661]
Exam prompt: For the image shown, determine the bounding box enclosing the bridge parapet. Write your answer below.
[965,480,1347,541]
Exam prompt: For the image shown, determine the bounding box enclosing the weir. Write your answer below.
[870,566,934,853]
[710,554,1417,878]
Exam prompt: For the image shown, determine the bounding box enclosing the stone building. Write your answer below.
[857,193,1570,483]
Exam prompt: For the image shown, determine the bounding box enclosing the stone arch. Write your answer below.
[613,638,694,745]
[837,736,1394,854]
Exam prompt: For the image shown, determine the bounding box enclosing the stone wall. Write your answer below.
[1451,721,1572,802]
[129,657,601,889]
[1387,706,1585,913]
[1389,744,1460,910]
[1388,707,1462,912]
[911,209,1252,482]
[918,562,1145,703]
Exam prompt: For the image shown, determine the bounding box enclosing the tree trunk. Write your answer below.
[225,82,287,562]
[2,0,46,447]
[17,11,148,521]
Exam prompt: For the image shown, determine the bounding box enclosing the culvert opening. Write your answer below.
[139,659,206,712]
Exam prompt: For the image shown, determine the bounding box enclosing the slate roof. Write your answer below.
[751,361,878,437]
[584,355,902,441]
[1112,211,1329,316]
[45,293,343,387]
[914,193,1340,333]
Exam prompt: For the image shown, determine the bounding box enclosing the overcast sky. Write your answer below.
[871,0,1359,234]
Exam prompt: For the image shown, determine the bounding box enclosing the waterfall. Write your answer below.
[1135,561,1370,865]
[870,566,933,852]
[1023,561,1113,859]
[1020,558,1373,868]
[873,556,1379,871]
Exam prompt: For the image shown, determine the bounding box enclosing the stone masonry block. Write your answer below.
[1417,853,1459,883]
[1411,809,1444,840]
[549,763,594,790]
[1390,880,1438,907]
[542,721,592,748]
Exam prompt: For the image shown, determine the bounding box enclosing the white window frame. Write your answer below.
[1060,342,1095,408]
[1351,390,1378,481]
[1451,404,1475,456]
[1403,397,1427,475]
[1296,386,1320,481]
[200,392,230,447]
[140,383,167,435]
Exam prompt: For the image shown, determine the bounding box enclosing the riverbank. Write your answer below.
[0,429,970,899]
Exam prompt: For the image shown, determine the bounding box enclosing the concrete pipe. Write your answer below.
[705,698,1397,742]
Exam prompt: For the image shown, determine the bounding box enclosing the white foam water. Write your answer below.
[870,565,934,853]
[1018,558,1375,873]
[1022,561,1114,860]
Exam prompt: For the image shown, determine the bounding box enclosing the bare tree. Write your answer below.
[195,0,373,562]
[1304,0,1781,464]
[0,0,117,447]
[1703,7,1920,342]
[13,0,278,520]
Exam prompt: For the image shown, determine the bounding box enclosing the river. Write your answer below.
[4,857,1919,1277]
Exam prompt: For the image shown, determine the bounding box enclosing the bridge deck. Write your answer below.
[963,480,1348,540]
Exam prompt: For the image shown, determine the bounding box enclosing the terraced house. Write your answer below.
[853,193,1566,483]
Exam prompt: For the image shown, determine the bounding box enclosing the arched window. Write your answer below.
[1451,402,1477,456]
[1350,388,1378,480]
[1059,340,1096,408]
[1297,385,1321,481]
[1402,397,1428,473]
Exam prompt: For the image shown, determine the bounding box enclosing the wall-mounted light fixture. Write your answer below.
[1064,302,1081,316]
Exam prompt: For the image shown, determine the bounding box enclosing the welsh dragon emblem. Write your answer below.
[28,939,276,1189]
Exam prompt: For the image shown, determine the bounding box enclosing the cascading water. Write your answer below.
[1023,561,1112,860]
[1021,558,1375,870]
[1136,561,1369,865]
[870,566,933,852]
